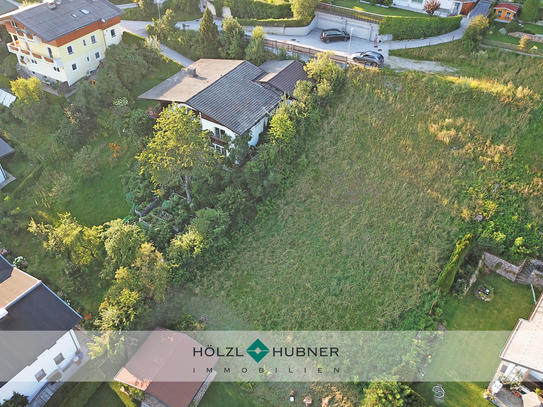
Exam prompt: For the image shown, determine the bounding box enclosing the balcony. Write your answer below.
[7,42,61,67]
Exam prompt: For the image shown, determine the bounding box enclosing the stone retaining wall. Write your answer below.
[509,31,543,44]
[484,252,521,282]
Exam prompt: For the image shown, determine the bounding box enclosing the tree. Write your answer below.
[291,0,318,23]
[10,77,47,124]
[148,8,177,42]
[199,7,221,58]
[137,104,214,203]
[423,0,441,16]
[268,101,297,161]
[521,0,538,22]
[245,26,267,66]
[73,145,101,179]
[127,109,155,149]
[28,213,102,266]
[71,80,101,115]
[95,288,144,331]
[96,66,130,105]
[519,34,531,50]
[304,52,345,99]
[362,381,415,407]
[436,233,473,293]
[138,0,155,18]
[220,17,246,59]
[114,242,169,301]
[104,43,148,90]
[0,392,29,407]
[461,15,489,51]
[101,219,147,279]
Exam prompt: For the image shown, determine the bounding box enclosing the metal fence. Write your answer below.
[315,3,384,24]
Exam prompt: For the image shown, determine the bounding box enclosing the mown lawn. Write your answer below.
[412,272,540,406]
[199,383,273,407]
[332,0,425,17]
[86,382,141,407]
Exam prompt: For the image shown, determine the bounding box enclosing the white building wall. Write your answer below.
[529,370,543,381]
[0,163,6,184]
[392,0,459,14]
[0,330,80,403]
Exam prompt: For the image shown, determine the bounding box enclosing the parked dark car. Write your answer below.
[320,29,350,44]
[350,51,385,67]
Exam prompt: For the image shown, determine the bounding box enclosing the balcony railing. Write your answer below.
[7,42,61,66]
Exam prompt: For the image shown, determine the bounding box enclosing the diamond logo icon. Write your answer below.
[246,339,269,363]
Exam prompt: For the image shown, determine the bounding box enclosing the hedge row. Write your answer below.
[225,0,292,19]
[237,17,309,26]
[436,234,474,293]
[379,15,462,40]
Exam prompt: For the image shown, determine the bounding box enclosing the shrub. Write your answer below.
[236,17,309,26]
[436,234,474,293]
[379,15,461,40]
[461,15,489,51]
[505,20,521,33]
[519,34,531,50]
[424,0,441,16]
[228,0,292,19]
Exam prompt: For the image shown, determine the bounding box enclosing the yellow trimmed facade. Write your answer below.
[1,1,123,88]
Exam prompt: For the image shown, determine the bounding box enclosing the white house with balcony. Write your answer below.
[0,0,123,92]
[139,59,310,153]
[0,255,82,404]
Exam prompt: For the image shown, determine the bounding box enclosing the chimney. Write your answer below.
[55,0,61,5]
[47,0,57,9]
[187,66,196,77]
[0,308,7,320]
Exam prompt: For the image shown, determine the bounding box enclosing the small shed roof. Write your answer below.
[115,328,219,407]
[494,3,519,12]
[0,137,14,159]
[500,291,543,374]
[0,89,16,108]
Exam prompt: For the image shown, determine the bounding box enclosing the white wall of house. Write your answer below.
[0,163,6,184]
[200,113,270,148]
[0,330,80,403]
[393,0,461,15]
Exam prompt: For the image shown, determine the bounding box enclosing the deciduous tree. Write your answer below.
[521,0,538,22]
[424,0,441,16]
[137,104,213,203]
[291,0,318,23]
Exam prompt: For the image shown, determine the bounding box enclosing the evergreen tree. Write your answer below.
[199,7,221,58]
[521,0,538,22]
[245,26,267,65]
[220,17,246,59]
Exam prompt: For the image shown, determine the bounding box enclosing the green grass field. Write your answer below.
[85,382,141,407]
[331,0,425,17]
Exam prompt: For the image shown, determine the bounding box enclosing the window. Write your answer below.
[10,21,17,28]
[53,66,60,72]
[80,8,89,14]
[31,59,37,64]
[95,51,101,59]
[54,353,65,365]
[31,70,35,74]
[67,45,74,55]
[83,39,87,46]
[35,369,46,381]
[214,144,225,155]
[71,63,77,71]
[506,11,511,18]
[497,10,502,17]
[47,47,53,58]
[110,29,116,37]
[90,35,97,44]
[214,128,225,139]
[86,56,90,62]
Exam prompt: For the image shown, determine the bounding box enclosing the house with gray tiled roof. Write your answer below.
[139,59,310,154]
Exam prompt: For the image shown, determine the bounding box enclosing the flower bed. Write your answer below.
[476,285,494,301]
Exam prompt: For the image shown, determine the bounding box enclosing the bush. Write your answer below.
[436,234,474,293]
[379,15,462,40]
[228,0,292,19]
[461,15,489,51]
[505,20,521,33]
